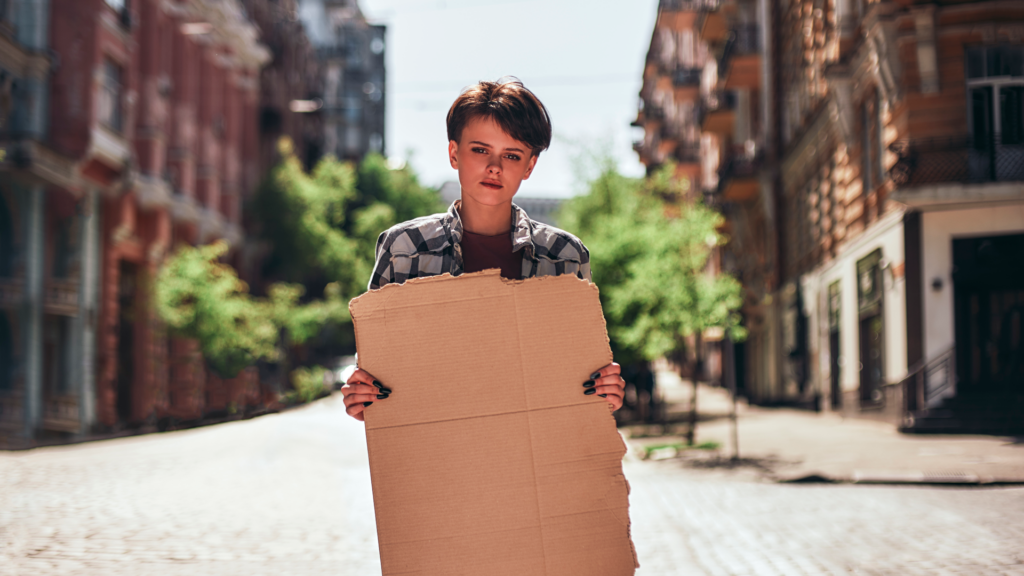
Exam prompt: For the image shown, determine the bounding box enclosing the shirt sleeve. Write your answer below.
[578,243,592,282]
[368,230,394,291]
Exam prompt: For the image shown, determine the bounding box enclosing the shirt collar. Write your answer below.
[446,200,535,253]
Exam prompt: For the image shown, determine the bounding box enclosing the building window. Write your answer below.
[0,312,12,392]
[861,98,873,193]
[97,59,123,133]
[856,249,884,404]
[966,45,1024,147]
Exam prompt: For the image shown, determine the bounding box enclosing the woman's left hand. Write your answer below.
[584,362,625,411]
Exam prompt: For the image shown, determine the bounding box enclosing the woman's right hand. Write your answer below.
[341,367,391,421]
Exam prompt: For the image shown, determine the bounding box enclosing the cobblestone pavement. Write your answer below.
[2,394,1024,576]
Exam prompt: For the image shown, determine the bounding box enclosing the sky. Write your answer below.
[357,0,658,198]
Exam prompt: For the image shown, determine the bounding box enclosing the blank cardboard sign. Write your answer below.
[350,269,638,576]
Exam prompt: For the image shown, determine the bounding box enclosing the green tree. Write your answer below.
[559,162,745,440]
[157,139,443,385]
[155,240,349,381]
[253,139,443,300]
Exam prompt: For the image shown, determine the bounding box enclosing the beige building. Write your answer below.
[636,0,1024,432]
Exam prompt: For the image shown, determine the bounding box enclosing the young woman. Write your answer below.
[341,77,625,420]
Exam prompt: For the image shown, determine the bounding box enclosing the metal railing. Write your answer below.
[660,0,720,12]
[716,145,763,193]
[718,24,759,77]
[675,143,701,163]
[672,67,702,87]
[889,135,1024,187]
[901,345,956,413]
[698,89,736,126]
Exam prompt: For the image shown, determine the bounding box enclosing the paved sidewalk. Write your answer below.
[628,370,1024,484]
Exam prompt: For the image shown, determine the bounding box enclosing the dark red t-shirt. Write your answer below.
[461,230,523,280]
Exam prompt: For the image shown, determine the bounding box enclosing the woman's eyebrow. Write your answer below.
[468,140,525,154]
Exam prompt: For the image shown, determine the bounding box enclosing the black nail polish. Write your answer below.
[583,380,595,388]
[372,380,384,389]
[378,387,392,394]
[363,401,373,407]
[599,394,607,398]
[590,371,602,380]
[376,394,390,400]
[584,388,597,396]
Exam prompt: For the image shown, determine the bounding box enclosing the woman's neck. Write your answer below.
[458,198,513,236]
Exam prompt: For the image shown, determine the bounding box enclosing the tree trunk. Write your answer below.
[686,331,703,446]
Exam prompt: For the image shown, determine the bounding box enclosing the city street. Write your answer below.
[3,394,1024,576]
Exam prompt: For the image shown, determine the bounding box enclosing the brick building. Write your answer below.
[0,0,288,444]
[0,0,86,440]
[636,0,1024,431]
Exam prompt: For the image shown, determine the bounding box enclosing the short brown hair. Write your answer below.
[446,77,552,157]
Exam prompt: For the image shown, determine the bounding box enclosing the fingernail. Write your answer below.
[372,380,384,389]
[363,401,373,407]
[378,387,392,394]
[590,371,601,380]
[584,388,597,396]
[599,394,608,398]
[583,380,595,388]
[376,394,390,400]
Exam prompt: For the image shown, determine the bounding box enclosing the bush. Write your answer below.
[285,366,331,404]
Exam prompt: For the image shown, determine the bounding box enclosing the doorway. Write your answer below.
[116,261,138,424]
[953,234,1024,395]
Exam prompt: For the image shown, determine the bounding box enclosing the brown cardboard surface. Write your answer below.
[350,269,638,576]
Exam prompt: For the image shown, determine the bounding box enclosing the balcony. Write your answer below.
[697,0,729,44]
[672,67,702,87]
[890,135,1024,187]
[889,135,1024,209]
[718,145,763,201]
[699,90,736,134]
[675,143,701,164]
[720,24,761,89]
[660,0,720,12]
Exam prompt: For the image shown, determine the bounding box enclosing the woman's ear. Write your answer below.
[522,153,539,180]
[448,140,459,169]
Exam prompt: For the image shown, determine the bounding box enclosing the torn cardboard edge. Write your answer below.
[350,269,638,575]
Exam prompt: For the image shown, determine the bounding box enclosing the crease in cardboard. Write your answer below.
[350,270,638,575]
[364,400,612,431]
[514,283,551,573]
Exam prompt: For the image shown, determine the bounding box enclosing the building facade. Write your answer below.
[0,0,88,440]
[299,0,385,161]
[637,0,1024,431]
[0,0,283,445]
[240,0,323,172]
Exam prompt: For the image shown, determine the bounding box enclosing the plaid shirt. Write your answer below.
[368,201,591,290]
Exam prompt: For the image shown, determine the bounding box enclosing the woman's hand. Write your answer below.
[584,362,625,411]
[341,368,391,421]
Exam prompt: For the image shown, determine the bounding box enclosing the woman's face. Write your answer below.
[449,116,538,208]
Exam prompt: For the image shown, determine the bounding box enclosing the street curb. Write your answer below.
[777,470,1024,486]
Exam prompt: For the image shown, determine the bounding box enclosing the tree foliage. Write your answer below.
[156,139,443,379]
[559,162,745,365]
[155,241,350,378]
[253,138,443,299]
